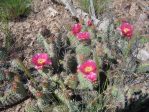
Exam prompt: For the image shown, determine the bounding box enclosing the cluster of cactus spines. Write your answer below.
[36,92,52,111]
[63,52,77,74]
[28,81,52,111]
[67,32,79,48]
[0,75,28,108]
[25,100,40,112]
[0,47,7,61]
[0,69,5,84]
[37,34,59,73]
[52,105,69,112]
[64,75,78,89]
[76,44,92,64]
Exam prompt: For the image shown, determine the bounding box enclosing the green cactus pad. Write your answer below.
[78,73,93,90]
[52,105,69,112]
[0,47,7,60]
[64,75,78,89]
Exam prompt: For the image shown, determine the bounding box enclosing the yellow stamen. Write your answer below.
[123,28,130,33]
[38,59,46,64]
[85,66,93,73]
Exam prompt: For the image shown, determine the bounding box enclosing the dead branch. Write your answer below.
[56,0,110,32]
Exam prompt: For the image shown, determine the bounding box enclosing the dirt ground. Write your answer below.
[0,0,149,111]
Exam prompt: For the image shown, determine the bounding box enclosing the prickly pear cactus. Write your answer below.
[77,73,93,90]
[52,105,69,112]
[25,104,40,112]
[111,86,125,108]
[63,53,77,74]
[76,44,92,64]
[64,75,78,89]
[0,92,24,107]
[0,70,5,83]
[137,63,149,73]
[37,34,59,72]
[25,100,40,112]
[0,47,7,60]
[37,96,52,111]
[67,32,79,48]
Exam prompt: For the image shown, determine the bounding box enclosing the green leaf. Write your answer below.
[78,73,93,90]
[137,63,149,73]
[37,35,52,56]
[52,105,69,112]
[0,47,7,60]
[0,70,4,81]
[68,35,79,47]
[111,86,125,105]
[76,44,91,56]
[139,36,149,44]
[0,0,31,20]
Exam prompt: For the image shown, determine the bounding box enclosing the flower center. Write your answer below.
[123,28,130,33]
[38,58,46,64]
[85,66,93,73]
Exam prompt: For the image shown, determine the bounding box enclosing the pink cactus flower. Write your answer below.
[85,72,97,82]
[32,53,52,69]
[118,22,133,39]
[87,19,93,26]
[71,23,82,35]
[78,60,96,74]
[78,60,97,82]
[76,32,90,40]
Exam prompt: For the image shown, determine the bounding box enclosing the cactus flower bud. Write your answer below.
[87,19,93,26]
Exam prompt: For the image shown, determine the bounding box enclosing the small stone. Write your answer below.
[139,13,148,21]
[98,18,110,32]
[15,105,22,112]
[134,49,149,61]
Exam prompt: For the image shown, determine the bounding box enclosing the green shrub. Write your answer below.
[78,0,111,15]
[0,0,31,20]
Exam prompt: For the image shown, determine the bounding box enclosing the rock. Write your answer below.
[15,105,22,112]
[98,18,110,32]
[44,7,59,17]
[129,2,138,17]
[134,49,149,61]
[138,13,148,21]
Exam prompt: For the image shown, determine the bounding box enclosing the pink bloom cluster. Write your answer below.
[78,60,97,82]
[71,21,92,41]
[76,32,90,40]
[118,22,133,39]
[32,53,52,70]
[71,23,82,35]
[87,19,93,26]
